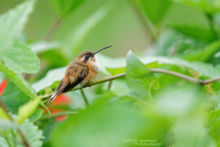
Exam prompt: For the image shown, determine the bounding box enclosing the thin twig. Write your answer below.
[127,0,157,43]
[17,130,30,147]
[80,89,89,106]
[68,68,220,91]
[40,111,77,120]
[0,100,13,121]
[45,16,62,41]
[0,100,30,147]
[69,69,198,91]
[150,68,199,84]
[200,77,220,85]
[41,68,220,99]
[70,73,126,91]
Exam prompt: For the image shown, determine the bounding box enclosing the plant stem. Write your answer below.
[127,0,156,43]
[0,100,30,147]
[45,16,62,41]
[80,89,89,106]
[107,81,113,90]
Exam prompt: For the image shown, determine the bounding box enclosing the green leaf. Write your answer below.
[183,41,220,61]
[156,29,220,61]
[156,29,207,56]
[126,79,148,98]
[0,82,30,114]
[0,136,9,147]
[106,56,191,75]
[164,3,214,41]
[155,84,200,116]
[19,120,44,147]
[96,54,126,74]
[126,51,152,98]
[107,55,220,80]
[2,40,40,74]
[190,62,220,78]
[50,0,86,17]
[173,107,217,147]
[136,0,172,25]
[0,0,37,98]
[30,41,61,53]
[174,0,220,14]
[0,120,44,147]
[209,109,220,145]
[0,119,16,130]
[126,52,150,78]
[16,97,42,124]
[28,108,44,122]
[51,97,145,147]
[0,0,35,53]
[39,49,69,67]
[173,117,216,146]
[0,62,36,98]
[33,67,66,92]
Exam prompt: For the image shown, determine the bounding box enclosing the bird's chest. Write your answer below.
[82,62,99,85]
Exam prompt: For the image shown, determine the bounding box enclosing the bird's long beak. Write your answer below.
[93,46,112,55]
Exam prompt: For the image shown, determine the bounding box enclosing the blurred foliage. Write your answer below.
[0,0,219,147]
[49,0,86,18]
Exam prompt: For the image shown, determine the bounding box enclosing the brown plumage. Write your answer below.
[49,46,111,102]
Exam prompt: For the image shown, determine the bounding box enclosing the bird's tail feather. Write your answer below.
[49,89,62,102]
[49,79,66,102]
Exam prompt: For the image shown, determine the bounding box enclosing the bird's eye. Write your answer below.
[84,55,90,62]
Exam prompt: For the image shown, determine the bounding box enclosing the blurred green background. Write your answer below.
[0,0,220,147]
[0,0,149,57]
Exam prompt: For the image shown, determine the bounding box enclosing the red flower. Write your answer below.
[52,94,71,105]
[46,94,71,121]
[0,79,71,121]
[0,80,8,95]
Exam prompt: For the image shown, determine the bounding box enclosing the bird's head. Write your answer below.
[75,46,112,64]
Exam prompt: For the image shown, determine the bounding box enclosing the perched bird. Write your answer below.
[49,46,111,101]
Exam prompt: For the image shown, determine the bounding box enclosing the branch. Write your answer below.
[70,73,126,91]
[150,68,199,84]
[200,76,220,85]
[0,100,30,147]
[68,68,220,92]
[41,68,220,101]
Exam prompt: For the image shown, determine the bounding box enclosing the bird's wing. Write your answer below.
[49,62,89,101]
[63,62,89,92]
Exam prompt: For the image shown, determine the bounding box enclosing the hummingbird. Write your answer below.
[49,46,112,101]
